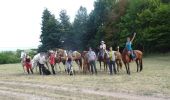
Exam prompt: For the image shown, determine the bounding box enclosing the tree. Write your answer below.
[38,8,61,52]
[72,6,88,50]
[59,10,72,50]
[85,0,128,50]
[137,3,170,52]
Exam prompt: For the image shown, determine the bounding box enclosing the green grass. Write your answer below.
[0,54,170,100]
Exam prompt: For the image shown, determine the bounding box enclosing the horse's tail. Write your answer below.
[140,58,143,71]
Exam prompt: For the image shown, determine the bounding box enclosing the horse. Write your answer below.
[21,56,26,73]
[81,51,90,74]
[98,49,108,71]
[98,50,122,72]
[122,49,143,75]
[55,49,68,72]
[31,52,50,74]
[115,51,123,72]
[20,51,26,73]
[103,51,110,71]
[72,51,83,72]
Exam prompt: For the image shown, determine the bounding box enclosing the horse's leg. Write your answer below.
[79,59,83,72]
[100,61,101,70]
[46,62,49,70]
[127,63,130,75]
[140,58,143,72]
[103,61,105,71]
[75,60,80,73]
[23,65,25,73]
[119,60,123,70]
[124,63,128,74]
[136,60,139,72]
[22,62,25,73]
[105,62,107,72]
[79,58,83,70]
[106,62,108,72]
[99,61,101,70]
[116,60,119,72]
[58,63,61,72]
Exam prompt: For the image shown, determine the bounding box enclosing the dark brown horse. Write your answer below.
[98,50,109,71]
[122,49,143,75]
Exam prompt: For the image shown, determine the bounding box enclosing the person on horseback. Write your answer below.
[99,40,106,59]
[125,32,136,61]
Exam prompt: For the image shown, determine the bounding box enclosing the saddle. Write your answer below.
[128,50,136,61]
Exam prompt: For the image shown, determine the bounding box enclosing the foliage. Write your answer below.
[72,6,88,50]
[0,51,20,64]
[38,9,61,52]
[38,0,170,53]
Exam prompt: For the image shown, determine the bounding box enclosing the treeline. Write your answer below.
[39,0,170,53]
[0,51,20,64]
[0,49,37,64]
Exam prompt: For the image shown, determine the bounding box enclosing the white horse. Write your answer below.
[31,52,49,73]
[20,51,26,73]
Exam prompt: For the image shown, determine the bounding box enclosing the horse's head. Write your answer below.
[57,49,63,56]
[81,51,88,58]
[104,50,109,59]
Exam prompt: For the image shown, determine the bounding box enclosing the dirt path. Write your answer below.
[0,81,169,100]
[0,87,51,100]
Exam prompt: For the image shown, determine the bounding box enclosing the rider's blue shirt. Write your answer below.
[126,41,132,51]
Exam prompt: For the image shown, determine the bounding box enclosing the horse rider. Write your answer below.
[99,40,106,59]
[125,32,136,61]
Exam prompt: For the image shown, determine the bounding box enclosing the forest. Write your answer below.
[38,0,170,53]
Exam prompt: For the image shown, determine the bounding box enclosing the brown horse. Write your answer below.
[122,49,143,75]
[81,51,90,74]
[115,51,123,72]
[55,49,67,72]
[72,51,83,72]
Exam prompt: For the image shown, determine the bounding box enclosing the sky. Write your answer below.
[0,0,95,51]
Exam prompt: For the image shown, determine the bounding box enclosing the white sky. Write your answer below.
[0,0,94,51]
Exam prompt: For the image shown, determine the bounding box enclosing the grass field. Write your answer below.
[0,54,170,100]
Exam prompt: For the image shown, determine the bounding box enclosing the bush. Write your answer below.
[0,51,20,64]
